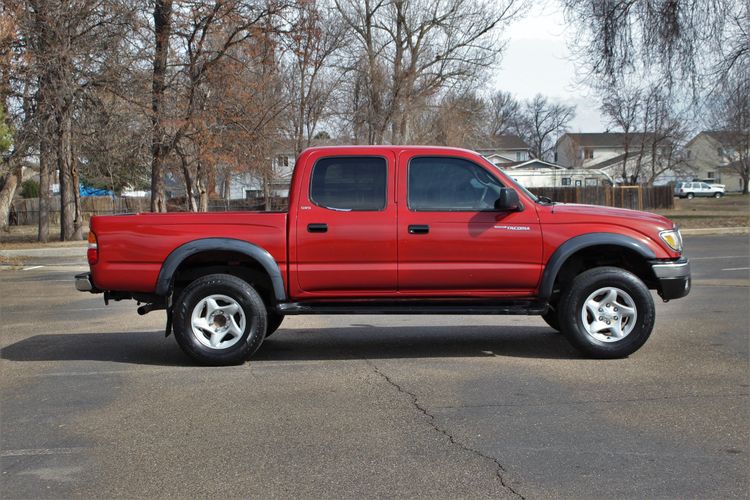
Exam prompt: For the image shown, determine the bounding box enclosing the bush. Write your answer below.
[21,179,40,198]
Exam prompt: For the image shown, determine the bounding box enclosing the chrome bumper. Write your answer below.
[650,258,691,300]
[75,272,96,292]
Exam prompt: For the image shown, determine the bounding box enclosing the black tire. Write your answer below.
[558,266,655,359]
[265,313,284,337]
[173,273,267,365]
[714,192,722,198]
[541,309,561,332]
[686,192,694,199]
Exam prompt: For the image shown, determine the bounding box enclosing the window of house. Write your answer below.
[310,156,387,211]
[516,151,523,161]
[561,177,572,186]
[686,149,692,159]
[245,189,262,199]
[583,148,594,160]
[717,147,724,156]
[585,178,598,187]
[706,171,715,179]
[277,155,289,167]
[408,157,504,211]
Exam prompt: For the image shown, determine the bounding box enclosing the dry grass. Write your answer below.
[654,193,749,228]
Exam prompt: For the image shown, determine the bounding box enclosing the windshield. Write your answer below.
[482,157,539,202]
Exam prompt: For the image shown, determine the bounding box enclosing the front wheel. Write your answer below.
[173,274,267,365]
[714,192,723,198]
[558,267,655,358]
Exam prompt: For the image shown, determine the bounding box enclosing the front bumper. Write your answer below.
[650,257,691,300]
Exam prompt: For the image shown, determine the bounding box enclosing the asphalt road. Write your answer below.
[1,235,748,498]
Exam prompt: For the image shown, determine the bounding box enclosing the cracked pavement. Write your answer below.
[1,234,748,498]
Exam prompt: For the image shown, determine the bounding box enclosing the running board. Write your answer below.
[277,300,547,316]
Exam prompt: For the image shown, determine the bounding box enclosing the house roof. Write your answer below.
[557,132,657,148]
[476,134,530,151]
[504,159,567,170]
[701,130,747,147]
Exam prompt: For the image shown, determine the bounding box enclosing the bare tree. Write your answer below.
[335,0,526,144]
[150,0,173,212]
[517,94,575,160]
[485,90,520,139]
[709,73,750,193]
[281,0,346,156]
[562,0,746,96]
[601,87,642,181]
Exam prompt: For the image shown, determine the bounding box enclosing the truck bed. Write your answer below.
[90,212,288,293]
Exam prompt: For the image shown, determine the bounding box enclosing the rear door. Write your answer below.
[294,149,397,295]
[396,153,543,295]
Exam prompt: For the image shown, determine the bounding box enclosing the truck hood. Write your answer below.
[542,203,675,231]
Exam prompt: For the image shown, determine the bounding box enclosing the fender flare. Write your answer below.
[539,233,656,299]
[155,238,286,302]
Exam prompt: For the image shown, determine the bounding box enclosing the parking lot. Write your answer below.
[1,234,748,498]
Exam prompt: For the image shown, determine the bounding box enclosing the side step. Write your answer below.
[277,299,547,316]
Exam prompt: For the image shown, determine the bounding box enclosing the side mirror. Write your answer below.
[494,188,522,211]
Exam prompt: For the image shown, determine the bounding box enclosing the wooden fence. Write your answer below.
[9,186,672,226]
[10,196,150,226]
[530,185,674,210]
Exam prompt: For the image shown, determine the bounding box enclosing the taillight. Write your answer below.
[87,231,98,265]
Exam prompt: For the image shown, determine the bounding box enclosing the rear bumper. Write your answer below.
[650,257,691,300]
[75,272,100,293]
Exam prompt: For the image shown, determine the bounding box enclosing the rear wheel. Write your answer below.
[686,192,695,199]
[558,267,655,358]
[173,273,267,365]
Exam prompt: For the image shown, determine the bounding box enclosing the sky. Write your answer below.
[492,2,609,132]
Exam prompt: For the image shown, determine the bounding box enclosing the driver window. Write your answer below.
[408,157,503,211]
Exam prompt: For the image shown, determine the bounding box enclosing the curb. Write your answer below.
[681,227,749,236]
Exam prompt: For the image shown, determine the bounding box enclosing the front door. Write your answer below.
[397,153,543,295]
[295,149,397,295]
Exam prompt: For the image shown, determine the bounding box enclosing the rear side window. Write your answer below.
[310,157,387,211]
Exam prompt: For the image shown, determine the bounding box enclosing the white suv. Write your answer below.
[675,182,726,199]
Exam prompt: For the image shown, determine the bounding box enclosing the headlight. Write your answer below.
[659,228,683,253]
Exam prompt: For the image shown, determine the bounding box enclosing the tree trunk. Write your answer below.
[197,161,209,212]
[150,0,173,213]
[58,108,82,241]
[38,138,53,242]
[0,166,19,235]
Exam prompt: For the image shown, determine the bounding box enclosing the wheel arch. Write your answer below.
[539,233,657,300]
[155,238,286,302]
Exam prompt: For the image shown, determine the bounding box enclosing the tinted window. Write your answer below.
[310,157,387,211]
[700,183,711,189]
[408,157,503,211]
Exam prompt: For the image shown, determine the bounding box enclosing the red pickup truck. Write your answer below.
[76,146,690,365]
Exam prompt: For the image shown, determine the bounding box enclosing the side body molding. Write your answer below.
[539,232,657,299]
[155,238,286,301]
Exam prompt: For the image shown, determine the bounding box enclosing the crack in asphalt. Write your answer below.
[367,360,525,500]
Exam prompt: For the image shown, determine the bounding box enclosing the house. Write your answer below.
[494,159,612,188]
[555,132,658,169]
[683,131,747,192]
[476,135,531,165]
[226,151,296,200]
[555,132,684,185]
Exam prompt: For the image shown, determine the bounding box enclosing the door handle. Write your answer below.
[408,224,429,235]
[307,223,328,233]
